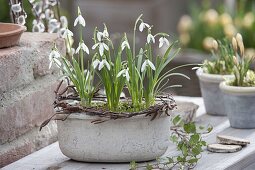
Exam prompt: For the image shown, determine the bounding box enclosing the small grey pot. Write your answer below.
[220,81,255,129]
[196,68,234,116]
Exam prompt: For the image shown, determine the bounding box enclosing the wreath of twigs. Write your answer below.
[39,80,176,131]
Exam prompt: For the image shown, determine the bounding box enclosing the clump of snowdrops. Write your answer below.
[49,7,191,111]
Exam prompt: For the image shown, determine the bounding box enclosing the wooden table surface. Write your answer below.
[3,96,255,170]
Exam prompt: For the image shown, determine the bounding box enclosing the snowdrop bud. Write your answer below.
[17,15,26,25]
[60,16,68,28]
[232,37,238,52]
[11,3,22,13]
[212,40,218,51]
[177,15,192,33]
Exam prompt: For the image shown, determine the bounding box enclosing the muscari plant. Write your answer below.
[50,7,192,112]
[202,38,236,75]
[230,33,255,87]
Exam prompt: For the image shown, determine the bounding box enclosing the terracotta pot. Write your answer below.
[0,23,26,48]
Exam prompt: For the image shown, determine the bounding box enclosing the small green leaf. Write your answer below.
[173,115,181,126]
[184,123,196,133]
[192,147,201,156]
[188,158,198,164]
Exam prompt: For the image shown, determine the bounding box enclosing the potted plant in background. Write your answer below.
[220,33,255,128]
[196,38,235,116]
[40,6,196,162]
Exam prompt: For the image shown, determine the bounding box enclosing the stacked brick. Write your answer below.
[0,33,65,167]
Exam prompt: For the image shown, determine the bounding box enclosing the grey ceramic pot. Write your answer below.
[220,81,255,129]
[196,69,234,116]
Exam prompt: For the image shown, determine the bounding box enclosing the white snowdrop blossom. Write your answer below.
[139,21,150,32]
[17,15,26,25]
[141,59,156,72]
[11,3,22,13]
[103,28,109,38]
[60,16,68,28]
[33,2,43,15]
[75,42,89,55]
[45,9,54,19]
[117,68,130,81]
[98,59,111,71]
[62,28,73,38]
[32,21,45,32]
[92,59,100,69]
[92,41,109,56]
[159,37,170,48]
[147,34,155,44]
[121,40,130,51]
[49,50,61,69]
[69,48,75,56]
[48,0,57,6]
[74,14,86,27]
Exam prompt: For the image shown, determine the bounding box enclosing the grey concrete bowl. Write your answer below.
[220,81,255,129]
[196,68,234,116]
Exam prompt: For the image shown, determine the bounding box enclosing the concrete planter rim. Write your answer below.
[220,81,255,96]
[196,68,234,83]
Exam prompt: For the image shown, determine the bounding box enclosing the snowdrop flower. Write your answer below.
[121,40,130,51]
[117,68,130,81]
[103,28,109,38]
[60,16,68,28]
[48,19,60,33]
[139,21,150,32]
[141,59,156,72]
[92,59,100,69]
[98,59,111,71]
[33,2,43,15]
[92,41,109,56]
[17,15,26,25]
[32,21,45,32]
[159,37,170,48]
[49,50,61,69]
[147,34,155,44]
[75,42,89,55]
[62,28,73,38]
[45,9,54,19]
[74,14,86,27]
[48,0,57,6]
[69,48,75,56]
[11,3,22,13]
[58,28,65,38]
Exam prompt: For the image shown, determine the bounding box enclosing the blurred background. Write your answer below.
[1,0,255,96]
